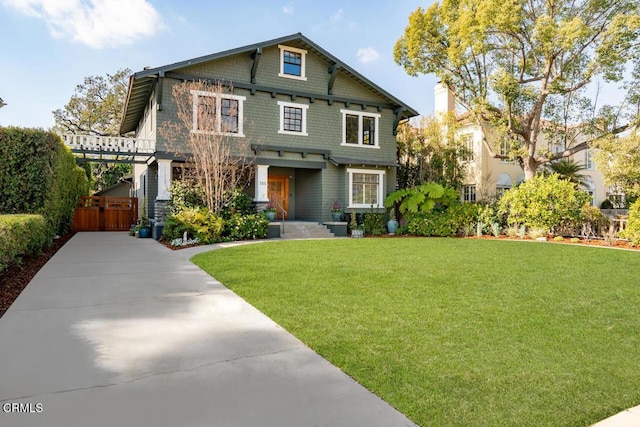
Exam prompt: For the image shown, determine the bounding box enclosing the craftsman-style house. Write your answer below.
[119,33,418,227]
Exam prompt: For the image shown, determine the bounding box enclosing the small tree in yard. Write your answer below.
[498,174,590,234]
[161,80,254,216]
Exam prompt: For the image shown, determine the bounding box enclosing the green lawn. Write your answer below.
[192,239,640,426]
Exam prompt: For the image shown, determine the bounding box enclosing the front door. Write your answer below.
[268,176,289,219]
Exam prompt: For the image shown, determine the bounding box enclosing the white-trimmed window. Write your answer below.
[341,110,380,148]
[460,133,474,160]
[585,149,594,170]
[191,90,245,137]
[277,101,308,136]
[348,168,385,208]
[278,45,307,81]
[462,185,476,203]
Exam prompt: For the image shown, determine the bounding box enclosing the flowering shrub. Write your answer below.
[223,214,269,241]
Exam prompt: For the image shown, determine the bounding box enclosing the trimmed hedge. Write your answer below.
[0,214,50,274]
[0,127,89,237]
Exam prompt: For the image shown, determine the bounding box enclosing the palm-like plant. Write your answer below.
[542,159,588,187]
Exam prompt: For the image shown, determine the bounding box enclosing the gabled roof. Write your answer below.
[120,33,418,135]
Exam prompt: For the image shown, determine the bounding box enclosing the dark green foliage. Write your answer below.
[223,214,269,241]
[221,189,254,218]
[363,212,386,236]
[0,214,50,274]
[0,127,89,237]
[408,202,479,237]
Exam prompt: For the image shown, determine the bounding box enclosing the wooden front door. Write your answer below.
[268,176,289,219]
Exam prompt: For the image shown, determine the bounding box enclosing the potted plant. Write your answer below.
[387,208,399,234]
[264,199,277,221]
[331,200,343,221]
[137,197,151,238]
[349,209,364,238]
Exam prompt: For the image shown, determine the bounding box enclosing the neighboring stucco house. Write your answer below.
[119,33,418,226]
[433,83,609,206]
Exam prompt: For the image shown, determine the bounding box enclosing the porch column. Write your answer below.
[254,164,269,202]
[157,159,172,200]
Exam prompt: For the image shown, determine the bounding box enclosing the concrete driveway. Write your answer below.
[0,232,414,427]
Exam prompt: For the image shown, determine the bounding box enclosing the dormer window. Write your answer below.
[278,45,307,81]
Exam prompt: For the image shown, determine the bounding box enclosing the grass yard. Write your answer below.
[192,239,640,426]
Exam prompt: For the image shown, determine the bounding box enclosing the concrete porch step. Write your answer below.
[279,221,335,239]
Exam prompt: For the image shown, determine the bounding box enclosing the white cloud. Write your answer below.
[356,46,380,63]
[282,3,294,14]
[1,0,163,49]
[330,8,343,22]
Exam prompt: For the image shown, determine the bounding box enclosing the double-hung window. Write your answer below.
[348,168,385,208]
[462,185,476,203]
[191,90,245,136]
[460,133,474,161]
[341,110,380,148]
[278,45,307,80]
[277,101,308,136]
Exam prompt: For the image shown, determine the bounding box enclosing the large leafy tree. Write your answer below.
[53,68,133,192]
[396,116,469,189]
[395,0,640,180]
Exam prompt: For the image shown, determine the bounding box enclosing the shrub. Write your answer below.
[498,174,590,234]
[223,214,268,241]
[554,236,565,242]
[162,207,224,244]
[363,212,386,236]
[0,128,89,236]
[408,202,479,237]
[221,189,254,218]
[167,180,206,214]
[0,214,50,274]
[620,199,640,246]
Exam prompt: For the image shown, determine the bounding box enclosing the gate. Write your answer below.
[72,196,138,231]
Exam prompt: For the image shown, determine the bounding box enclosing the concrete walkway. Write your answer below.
[0,232,414,427]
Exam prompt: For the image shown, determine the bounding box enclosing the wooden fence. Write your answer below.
[72,196,138,232]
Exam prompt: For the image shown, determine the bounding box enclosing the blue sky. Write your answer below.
[0,0,438,130]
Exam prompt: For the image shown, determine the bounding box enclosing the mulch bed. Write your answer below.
[0,232,75,319]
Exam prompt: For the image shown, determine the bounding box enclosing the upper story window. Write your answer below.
[278,45,307,81]
[460,133,474,161]
[341,109,380,148]
[585,149,594,170]
[191,90,245,137]
[278,101,308,136]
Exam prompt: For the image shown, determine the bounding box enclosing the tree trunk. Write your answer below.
[523,156,539,180]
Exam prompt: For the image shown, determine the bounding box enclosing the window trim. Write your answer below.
[278,45,307,81]
[347,168,385,208]
[462,185,476,203]
[340,109,381,148]
[277,101,309,136]
[585,149,594,170]
[460,133,474,161]
[191,90,245,137]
